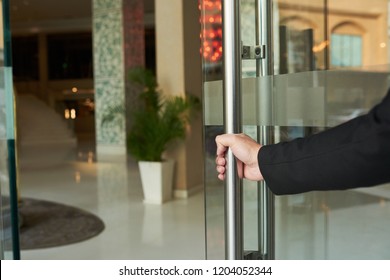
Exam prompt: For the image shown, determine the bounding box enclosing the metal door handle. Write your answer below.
[222,0,243,260]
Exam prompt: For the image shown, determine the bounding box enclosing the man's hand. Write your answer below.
[215,133,264,181]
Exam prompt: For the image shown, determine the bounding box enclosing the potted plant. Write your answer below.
[102,67,201,204]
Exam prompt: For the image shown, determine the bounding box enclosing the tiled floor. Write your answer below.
[18,141,206,260]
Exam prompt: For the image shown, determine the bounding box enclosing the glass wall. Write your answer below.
[0,0,20,260]
[203,0,390,259]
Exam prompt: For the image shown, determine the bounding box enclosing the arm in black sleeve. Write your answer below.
[258,90,390,195]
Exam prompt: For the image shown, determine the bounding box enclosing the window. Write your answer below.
[331,33,362,67]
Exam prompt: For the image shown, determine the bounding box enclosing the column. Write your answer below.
[93,0,144,158]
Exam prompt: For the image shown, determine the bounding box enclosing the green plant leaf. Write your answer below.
[101,67,201,161]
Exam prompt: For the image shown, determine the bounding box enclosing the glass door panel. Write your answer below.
[201,0,225,259]
[272,70,390,259]
[0,0,20,260]
[272,0,390,259]
[203,0,390,259]
[0,67,16,260]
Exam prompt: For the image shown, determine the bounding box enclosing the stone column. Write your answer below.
[93,0,144,159]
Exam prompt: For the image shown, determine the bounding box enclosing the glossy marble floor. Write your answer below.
[18,140,206,260]
[17,140,390,260]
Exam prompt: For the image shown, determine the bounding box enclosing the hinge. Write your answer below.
[242,45,266,60]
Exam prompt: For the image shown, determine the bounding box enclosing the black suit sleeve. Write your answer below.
[258,90,390,195]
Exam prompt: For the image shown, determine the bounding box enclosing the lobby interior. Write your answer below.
[3,0,390,260]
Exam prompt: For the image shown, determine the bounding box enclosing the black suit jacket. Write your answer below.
[258,90,390,195]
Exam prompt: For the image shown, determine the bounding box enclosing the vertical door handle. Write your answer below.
[222,0,243,260]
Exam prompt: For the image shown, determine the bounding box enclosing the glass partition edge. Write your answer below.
[2,0,20,260]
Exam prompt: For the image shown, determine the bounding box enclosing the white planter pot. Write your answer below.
[138,160,175,204]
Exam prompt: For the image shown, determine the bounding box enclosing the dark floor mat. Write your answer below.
[18,198,105,250]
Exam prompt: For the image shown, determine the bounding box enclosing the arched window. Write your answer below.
[331,22,365,68]
[280,16,317,31]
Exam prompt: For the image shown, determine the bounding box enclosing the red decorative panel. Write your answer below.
[199,0,222,63]
[123,0,145,69]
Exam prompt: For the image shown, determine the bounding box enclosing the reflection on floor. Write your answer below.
[18,141,206,260]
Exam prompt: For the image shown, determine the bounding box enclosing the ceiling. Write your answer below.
[9,0,155,33]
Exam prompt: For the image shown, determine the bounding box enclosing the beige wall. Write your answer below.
[155,0,185,96]
[155,0,203,196]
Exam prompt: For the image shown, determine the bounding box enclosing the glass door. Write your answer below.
[0,0,20,260]
[203,0,390,259]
